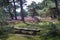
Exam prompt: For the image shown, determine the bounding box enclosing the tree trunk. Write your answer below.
[54,0,60,20]
[13,0,17,20]
[20,0,25,22]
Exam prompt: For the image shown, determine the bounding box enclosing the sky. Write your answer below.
[16,0,43,12]
[26,0,43,5]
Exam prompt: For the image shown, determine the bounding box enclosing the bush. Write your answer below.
[0,30,4,35]
[0,25,14,35]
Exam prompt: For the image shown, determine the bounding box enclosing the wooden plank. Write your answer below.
[14,27,40,32]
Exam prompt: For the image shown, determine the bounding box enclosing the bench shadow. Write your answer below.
[14,32,37,36]
[23,36,35,40]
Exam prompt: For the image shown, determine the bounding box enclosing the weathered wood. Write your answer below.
[14,27,40,35]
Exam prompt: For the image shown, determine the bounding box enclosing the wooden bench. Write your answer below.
[14,27,40,35]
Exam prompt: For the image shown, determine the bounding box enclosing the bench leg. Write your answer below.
[19,30,22,33]
[33,31,37,35]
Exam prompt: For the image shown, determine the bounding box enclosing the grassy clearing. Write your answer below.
[0,34,60,40]
[0,34,41,40]
[0,21,60,40]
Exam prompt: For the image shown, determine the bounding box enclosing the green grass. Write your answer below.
[0,34,60,40]
[0,34,41,40]
[1,21,60,40]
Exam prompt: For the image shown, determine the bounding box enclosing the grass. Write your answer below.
[0,34,60,40]
[6,34,28,40]
[0,34,41,40]
[1,21,60,40]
